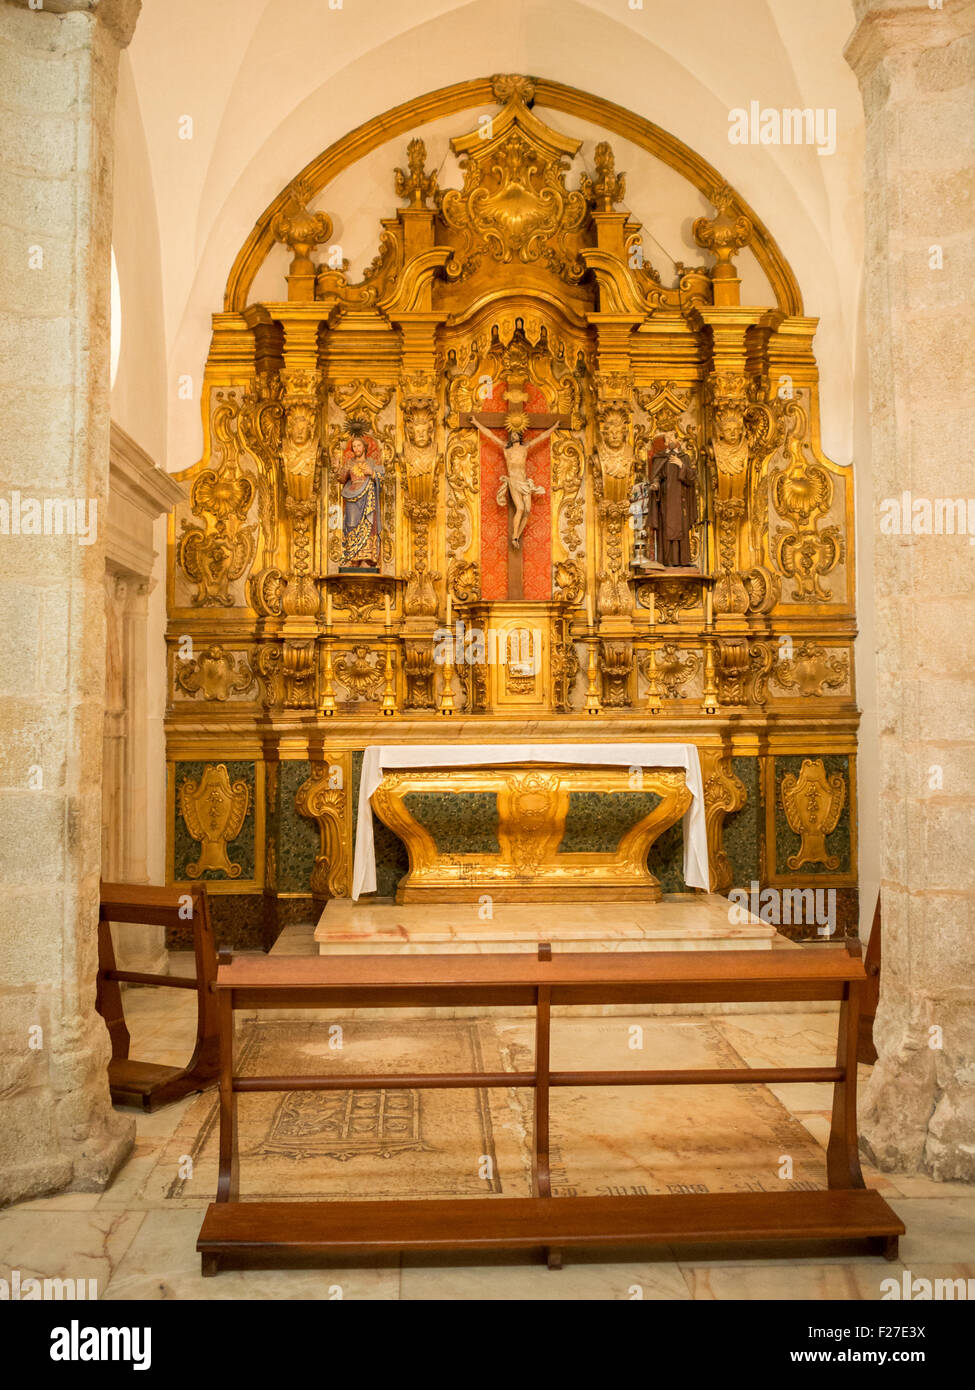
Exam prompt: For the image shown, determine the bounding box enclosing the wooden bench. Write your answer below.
[97,882,220,1111]
[858,895,882,1065]
[197,941,904,1273]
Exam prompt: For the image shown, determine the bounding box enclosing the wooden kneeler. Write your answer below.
[197,941,904,1274]
[97,882,220,1111]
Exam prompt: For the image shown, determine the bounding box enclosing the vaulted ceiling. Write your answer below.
[113,0,864,471]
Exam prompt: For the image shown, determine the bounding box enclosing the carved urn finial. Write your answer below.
[581,142,626,213]
[272,191,333,278]
[692,184,753,304]
[394,138,438,210]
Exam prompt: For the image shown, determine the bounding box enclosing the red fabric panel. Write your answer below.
[476,380,552,600]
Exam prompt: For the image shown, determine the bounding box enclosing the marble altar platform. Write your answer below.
[316,893,780,956]
[310,894,797,1018]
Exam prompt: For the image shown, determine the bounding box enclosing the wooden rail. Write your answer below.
[197,940,904,1273]
[96,882,220,1111]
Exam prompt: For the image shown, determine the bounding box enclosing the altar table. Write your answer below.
[351,743,709,899]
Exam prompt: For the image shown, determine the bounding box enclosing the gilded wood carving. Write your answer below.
[165,75,858,911]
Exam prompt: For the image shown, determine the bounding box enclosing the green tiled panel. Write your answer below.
[373,817,410,896]
[558,791,662,853]
[265,759,280,893]
[725,756,761,887]
[173,760,256,881]
[351,749,364,834]
[277,760,320,894]
[774,754,852,876]
[402,792,500,855]
[647,821,686,893]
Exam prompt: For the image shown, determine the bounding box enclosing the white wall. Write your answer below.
[111,52,170,885]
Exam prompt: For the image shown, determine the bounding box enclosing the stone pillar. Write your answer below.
[846,0,975,1179]
[0,0,141,1202]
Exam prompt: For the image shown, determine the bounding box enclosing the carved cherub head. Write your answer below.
[285,403,316,447]
[598,406,628,451]
[716,405,744,446]
[405,408,435,449]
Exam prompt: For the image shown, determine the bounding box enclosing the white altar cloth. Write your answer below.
[352,743,709,899]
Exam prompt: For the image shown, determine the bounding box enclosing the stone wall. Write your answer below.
[0,0,140,1203]
[847,0,975,1179]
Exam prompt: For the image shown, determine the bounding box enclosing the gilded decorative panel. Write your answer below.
[173,760,256,882]
[772,754,854,880]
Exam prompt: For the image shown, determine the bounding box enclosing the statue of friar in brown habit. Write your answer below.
[648,431,698,568]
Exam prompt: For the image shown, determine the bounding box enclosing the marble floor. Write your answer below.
[2,952,973,1301]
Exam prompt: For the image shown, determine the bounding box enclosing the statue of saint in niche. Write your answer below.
[333,422,385,572]
[647,431,698,568]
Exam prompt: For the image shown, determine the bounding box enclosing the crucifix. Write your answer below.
[462,385,571,599]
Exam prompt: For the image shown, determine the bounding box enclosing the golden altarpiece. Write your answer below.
[166,76,857,947]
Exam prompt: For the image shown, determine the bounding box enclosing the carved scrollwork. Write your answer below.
[550,636,581,710]
[599,640,633,707]
[445,431,478,562]
[636,578,698,625]
[177,397,258,607]
[505,772,562,876]
[699,750,747,894]
[176,645,255,702]
[248,566,285,616]
[448,557,480,604]
[404,560,440,618]
[771,405,845,602]
[640,644,699,699]
[282,641,316,708]
[551,431,586,558]
[748,640,776,706]
[743,565,780,614]
[715,637,751,705]
[330,580,396,623]
[403,643,437,709]
[552,558,584,605]
[334,645,385,701]
[772,642,849,697]
[295,761,347,898]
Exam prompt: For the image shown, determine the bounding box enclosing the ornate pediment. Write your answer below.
[437,85,591,283]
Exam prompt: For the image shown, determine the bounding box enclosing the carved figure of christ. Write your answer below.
[471,418,558,549]
[462,403,571,599]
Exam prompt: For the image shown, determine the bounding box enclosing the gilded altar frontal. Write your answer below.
[166,74,857,946]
